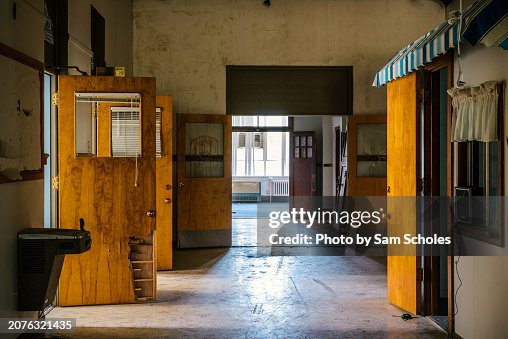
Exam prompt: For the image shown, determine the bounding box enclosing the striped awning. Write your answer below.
[462,0,508,49]
[373,0,507,87]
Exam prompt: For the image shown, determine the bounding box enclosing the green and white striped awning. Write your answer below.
[373,0,507,87]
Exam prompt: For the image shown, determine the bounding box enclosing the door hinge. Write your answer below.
[417,89,429,104]
[417,267,424,282]
[51,175,59,190]
[416,178,429,194]
[52,92,58,106]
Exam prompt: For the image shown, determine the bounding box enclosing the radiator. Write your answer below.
[232,182,261,202]
[269,178,289,202]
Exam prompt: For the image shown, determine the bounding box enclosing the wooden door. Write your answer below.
[177,114,232,248]
[58,76,157,305]
[156,96,173,270]
[289,131,317,210]
[386,72,422,314]
[347,115,387,196]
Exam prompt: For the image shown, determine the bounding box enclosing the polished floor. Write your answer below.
[46,204,446,338]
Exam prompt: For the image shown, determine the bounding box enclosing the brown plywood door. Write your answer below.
[58,75,157,305]
[156,96,173,270]
[347,115,387,196]
[386,72,422,314]
[177,114,232,248]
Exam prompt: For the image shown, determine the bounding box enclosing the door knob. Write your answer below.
[146,210,156,217]
[165,184,172,190]
[179,182,185,188]
[165,198,172,204]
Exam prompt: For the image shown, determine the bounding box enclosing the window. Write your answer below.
[155,108,162,157]
[253,133,263,148]
[111,107,140,157]
[450,82,504,246]
[232,116,288,128]
[238,133,246,148]
[232,116,290,177]
[233,132,289,177]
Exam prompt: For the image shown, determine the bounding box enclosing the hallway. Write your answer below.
[48,248,446,338]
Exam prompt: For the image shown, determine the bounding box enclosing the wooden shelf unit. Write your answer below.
[128,234,156,301]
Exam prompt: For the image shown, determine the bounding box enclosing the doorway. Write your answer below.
[231,115,344,246]
[231,116,290,247]
[423,61,452,332]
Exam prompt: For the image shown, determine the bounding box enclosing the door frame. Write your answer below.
[421,52,454,334]
[155,96,173,270]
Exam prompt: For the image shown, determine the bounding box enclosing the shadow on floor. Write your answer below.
[171,247,229,271]
[39,326,446,339]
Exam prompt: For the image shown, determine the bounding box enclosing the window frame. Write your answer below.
[453,83,504,247]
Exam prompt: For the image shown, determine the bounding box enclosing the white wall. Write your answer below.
[133,0,444,114]
[0,1,44,334]
[450,42,508,339]
[0,1,133,333]
[67,0,133,75]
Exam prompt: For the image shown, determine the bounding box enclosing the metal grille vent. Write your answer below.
[22,241,45,274]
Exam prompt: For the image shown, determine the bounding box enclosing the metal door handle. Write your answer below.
[165,184,172,190]
[165,198,172,204]
[179,182,185,188]
[146,210,156,217]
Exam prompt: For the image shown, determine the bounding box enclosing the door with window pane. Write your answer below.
[290,131,316,211]
[58,75,157,305]
[347,115,387,196]
[177,114,232,248]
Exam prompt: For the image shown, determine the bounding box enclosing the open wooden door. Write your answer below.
[58,76,157,305]
[156,96,173,270]
[177,114,232,248]
[347,115,387,196]
[386,72,422,314]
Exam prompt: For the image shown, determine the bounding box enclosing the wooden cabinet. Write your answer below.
[129,236,155,301]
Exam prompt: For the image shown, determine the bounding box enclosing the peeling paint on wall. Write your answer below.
[133,0,444,115]
[0,53,41,179]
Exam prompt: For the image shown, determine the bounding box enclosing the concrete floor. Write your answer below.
[47,251,446,338]
[46,211,446,338]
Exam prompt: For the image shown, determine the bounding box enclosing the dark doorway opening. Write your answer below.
[91,5,105,74]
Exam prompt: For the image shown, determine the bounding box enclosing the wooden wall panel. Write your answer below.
[156,96,173,270]
[386,72,420,315]
[58,76,156,306]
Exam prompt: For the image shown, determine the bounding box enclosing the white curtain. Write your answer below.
[448,81,499,142]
